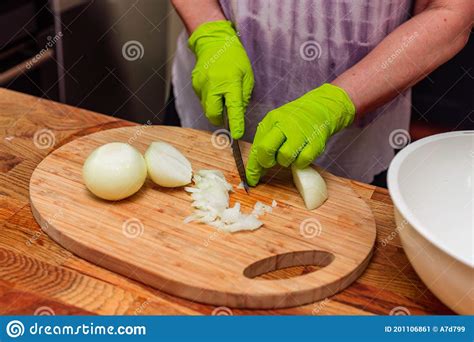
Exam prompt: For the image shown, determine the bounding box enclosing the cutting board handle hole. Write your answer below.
[243,250,335,280]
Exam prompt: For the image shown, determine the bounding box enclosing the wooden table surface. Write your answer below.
[0,88,452,315]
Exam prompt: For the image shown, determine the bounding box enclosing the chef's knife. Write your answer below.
[222,105,249,193]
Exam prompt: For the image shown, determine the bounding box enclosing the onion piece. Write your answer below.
[184,187,200,193]
[184,170,274,232]
[221,203,241,224]
[145,141,192,187]
[252,201,273,216]
[291,165,328,210]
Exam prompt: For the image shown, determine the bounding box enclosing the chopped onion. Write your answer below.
[184,170,273,233]
[251,201,273,216]
[291,165,328,210]
[221,203,241,224]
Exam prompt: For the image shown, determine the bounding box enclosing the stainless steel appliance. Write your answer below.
[53,0,171,123]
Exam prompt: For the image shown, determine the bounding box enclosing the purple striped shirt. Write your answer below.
[172,0,413,183]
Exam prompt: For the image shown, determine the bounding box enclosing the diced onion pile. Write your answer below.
[184,170,277,233]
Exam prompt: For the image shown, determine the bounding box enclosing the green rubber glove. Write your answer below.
[245,83,355,186]
[188,20,254,139]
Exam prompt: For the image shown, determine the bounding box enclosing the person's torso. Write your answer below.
[219,0,412,110]
[172,0,413,183]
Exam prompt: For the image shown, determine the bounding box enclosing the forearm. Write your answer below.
[333,0,473,117]
[171,0,226,33]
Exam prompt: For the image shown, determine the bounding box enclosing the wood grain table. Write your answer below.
[0,88,452,315]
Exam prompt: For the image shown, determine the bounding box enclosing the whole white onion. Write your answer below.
[83,142,147,200]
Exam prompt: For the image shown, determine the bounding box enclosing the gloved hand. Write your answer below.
[188,20,254,139]
[245,83,355,186]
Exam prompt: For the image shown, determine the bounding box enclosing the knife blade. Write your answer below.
[222,106,249,193]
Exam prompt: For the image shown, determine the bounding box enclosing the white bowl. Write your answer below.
[388,131,473,314]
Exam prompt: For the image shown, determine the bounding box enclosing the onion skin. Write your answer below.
[83,142,147,201]
[145,141,192,187]
[291,165,328,210]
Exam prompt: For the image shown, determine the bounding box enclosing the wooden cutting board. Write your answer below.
[29,126,376,309]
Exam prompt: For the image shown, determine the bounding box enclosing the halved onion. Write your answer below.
[145,141,192,187]
[83,142,147,200]
[291,165,328,210]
